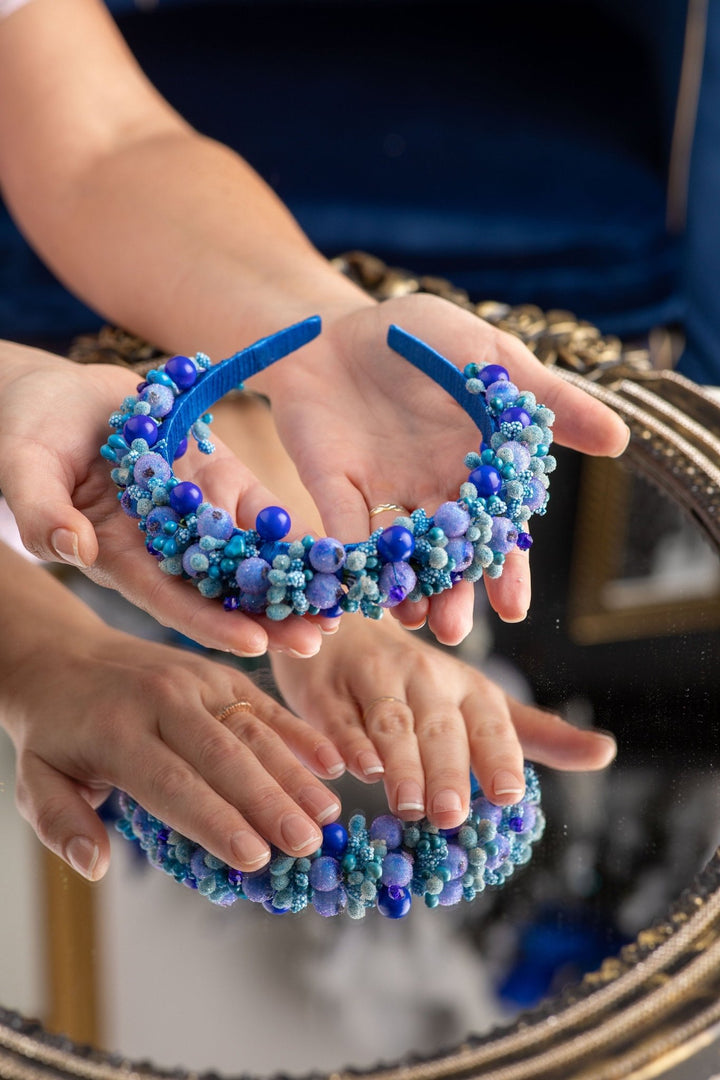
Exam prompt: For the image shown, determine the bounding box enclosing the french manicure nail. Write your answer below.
[358,751,384,777]
[51,528,88,570]
[396,780,425,814]
[492,771,525,799]
[300,786,341,824]
[281,813,322,852]
[317,745,346,777]
[66,836,99,880]
[230,830,270,867]
[431,788,463,815]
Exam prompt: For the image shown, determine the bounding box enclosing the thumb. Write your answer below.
[15,754,111,881]
[0,442,98,568]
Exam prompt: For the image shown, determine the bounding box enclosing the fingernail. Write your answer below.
[320,623,340,636]
[317,745,346,777]
[431,788,463,815]
[499,611,528,624]
[396,781,425,814]
[492,771,525,799]
[51,528,88,569]
[278,644,321,659]
[232,634,268,658]
[300,787,341,824]
[66,836,99,880]
[610,423,632,458]
[230,830,270,867]
[358,751,384,777]
[280,813,322,852]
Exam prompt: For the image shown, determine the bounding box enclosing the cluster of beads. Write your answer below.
[102,320,556,620]
[116,766,544,918]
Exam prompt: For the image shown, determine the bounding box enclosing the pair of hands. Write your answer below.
[0,293,629,652]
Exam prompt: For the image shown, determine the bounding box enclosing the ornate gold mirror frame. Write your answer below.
[3,252,720,1080]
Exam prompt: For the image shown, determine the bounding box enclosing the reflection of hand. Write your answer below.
[0,343,326,657]
[1,544,345,881]
[259,293,630,645]
[271,614,616,832]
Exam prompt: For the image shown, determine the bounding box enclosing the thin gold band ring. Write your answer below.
[368,503,408,519]
[215,700,254,723]
[362,696,407,723]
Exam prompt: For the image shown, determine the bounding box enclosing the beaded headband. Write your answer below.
[102,318,555,620]
[116,765,544,918]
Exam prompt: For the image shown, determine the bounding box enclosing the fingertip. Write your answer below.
[65,835,108,881]
[608,422,632,458]
[50,526,94,570]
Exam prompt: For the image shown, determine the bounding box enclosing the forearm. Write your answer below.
[0,0,369,371]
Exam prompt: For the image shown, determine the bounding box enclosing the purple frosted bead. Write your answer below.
[478,364,509,387]
[312,886,347,917]
[433,501,471,538]
[491,516,519,554]
[308,537,346,573]
[140,383,175,418]
[369,814,404,850]
[134,452,172,487]
[438,878,464,906]
[235,556,271,594]
[472,796,503,825]
[305,572,342,610]
[379,560,417,607]
[255,505,291,541]
[468,465,502,497]
[182,543,209,577]
[500,406,532,428]
[145,506,180,538]
[377,525,415,562]
[120,489,142,519]
[377,884,412,919]
[523,477,546,511]
[321,822,348,858]
[309,855,342,892]
[164,355,197,389]
[239,593,267,614]
[190,850,213,880]
[380,852,413,887]
[123,414,159,447]
[500,440,532,472]
[169,481,203,515]
[445,538,473,572]
[242,869,273,902]
[486,834,510,871]
[197,505,234,540]
[487,380,519,407]
[442,843,468,881]
[516,532,533,552]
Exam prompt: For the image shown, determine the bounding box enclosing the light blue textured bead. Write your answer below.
[266,603,292,620]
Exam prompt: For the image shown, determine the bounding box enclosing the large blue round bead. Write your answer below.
[169,481,203,515]
[478,364,509,387]
[256,505,291,541]
[164,355,198,389]
[377,884,412,919]
[377,525,415,563]
[321,822,348,858]
[468,464,502,497]
[123,414,159,448]
[500,406,532,428]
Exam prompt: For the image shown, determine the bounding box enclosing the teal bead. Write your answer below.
[220,558,236,573]
[208,564,221,579]
[425,893,440,908]
[342,853,357,871]
[224,534,245,558]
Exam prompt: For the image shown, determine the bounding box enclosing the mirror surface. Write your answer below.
[2,448,720,1076]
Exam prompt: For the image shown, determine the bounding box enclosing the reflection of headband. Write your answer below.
[102,318,555,620]
[116,765,544,918]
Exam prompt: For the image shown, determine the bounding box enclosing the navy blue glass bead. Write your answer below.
[478,364,509,387]
[516,532,533,551]
[500,406,532,428]
[468,464,502,497]
[321,822,348,858]
[123,415,159,447]
[322,603,344,619]
[165,355,198,389]
[262,899,291,915]
[509,816,524,832]
[169,481,203,515]
[377,884,412,919]
[377,525,415,563]
[174,437,188,460]
[256,505,291,541]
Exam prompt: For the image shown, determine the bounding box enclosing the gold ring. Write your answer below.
[362,696,407,723]
[215,700,254,723]
[368,503,408,519]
